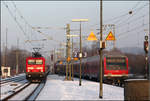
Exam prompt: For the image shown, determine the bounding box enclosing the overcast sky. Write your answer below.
[1,1,149,55]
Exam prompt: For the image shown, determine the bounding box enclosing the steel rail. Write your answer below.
[1,82,31,101]
[25,80,46,100]
[0,76,26,87]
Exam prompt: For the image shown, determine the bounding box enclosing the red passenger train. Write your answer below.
[54,55,128,86]
[26,53,50,82]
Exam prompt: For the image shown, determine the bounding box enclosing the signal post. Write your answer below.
[144,35,149,79]
[99,0,103,98]
[65,24,72,80]
[72,19,88,86]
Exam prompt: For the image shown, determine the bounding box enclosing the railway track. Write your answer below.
[1,79,46,101]
[68,74,125,88]
[0,75,26,86]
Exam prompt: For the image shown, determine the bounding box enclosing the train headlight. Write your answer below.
[28,67,34,69]
[37,67,42,69]
[123,73,128,77]
[108,73,112,76]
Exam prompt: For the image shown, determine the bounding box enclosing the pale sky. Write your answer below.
[1,1,149,55]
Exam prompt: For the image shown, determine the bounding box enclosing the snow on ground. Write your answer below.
[9,83,38,100]
[36,75,124,100]
[0,80,28,100]
[1,73,25,80]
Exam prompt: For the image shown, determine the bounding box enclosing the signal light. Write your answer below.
[144,41,149,53]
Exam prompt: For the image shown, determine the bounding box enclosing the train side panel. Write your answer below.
[54,55,129,86]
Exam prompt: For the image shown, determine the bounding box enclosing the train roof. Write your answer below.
[26,57,45,60]
[104,55,127,58]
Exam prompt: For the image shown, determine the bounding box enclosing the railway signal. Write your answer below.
[65,24,71,80]
[144,41,149,53]
[144,35,149,79]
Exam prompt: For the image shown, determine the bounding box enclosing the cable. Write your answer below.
[116,3,149,27]
[116,14,148,28]
[117,22,149,39]
[11,1,56,49]
[2,1,33,49]
[91,2,149,28]
[131,0,144,10]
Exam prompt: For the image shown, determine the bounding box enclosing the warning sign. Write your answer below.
[87,31,98,41]
[105,31,115,41]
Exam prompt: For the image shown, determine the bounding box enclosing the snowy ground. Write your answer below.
[1,73,25,80]
[0,80,28,100]
[36,75,124,100]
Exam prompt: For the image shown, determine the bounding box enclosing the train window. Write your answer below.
[36,59,43,65]
[106,58,125,63]
[28,59,35,65]
[106,58,127,70]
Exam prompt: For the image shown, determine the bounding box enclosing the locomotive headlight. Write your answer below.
[28,67,34,69]
[37,67,43,69]
[108,73,112,76]
[123,73,128,77]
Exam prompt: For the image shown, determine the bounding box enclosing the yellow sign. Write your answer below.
[105,31,116,41]
[67,57,71,61]
[87,31,98,41]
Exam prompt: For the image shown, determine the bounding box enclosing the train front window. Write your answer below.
[106,57,127,70]
[28,59,35,65]
[28,59,43,65]
[36,59,43,65]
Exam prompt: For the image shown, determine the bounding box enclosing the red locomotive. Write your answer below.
[54,55,128,86]
[26,52,49,82]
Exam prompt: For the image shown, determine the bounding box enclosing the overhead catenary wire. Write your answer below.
[95,12,148,32]
[2,1,33,50]
[117,30,146,47]
[116,13,149,29]
[107,2,149,24]
[117,22,150,39]
[96,3,149,43]
[90,2,149,28]
[11,1,65,50]
[11,1,55,45]
[131,0,146,11]
[116,3,149,27]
